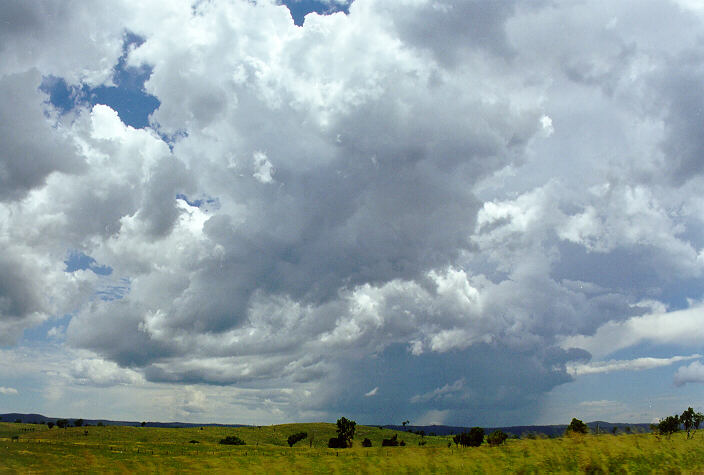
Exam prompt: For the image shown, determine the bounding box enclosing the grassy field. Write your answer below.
[2,421,704,473]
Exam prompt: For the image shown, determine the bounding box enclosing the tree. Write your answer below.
[56,419,68,429]
[566,418,588,435]
[487,430,508,447]
[141,421,146,427]
[468,427,485,447]
[219,435,246,445]
[74,419,84,427]
[454,428,484,447]
[287,432,307,447]
[334,417,356,448]
[658,415,680,437]
[47,422,54,429]
[402,420,410,430]
[680,407,704,439]
[362,438,372,447]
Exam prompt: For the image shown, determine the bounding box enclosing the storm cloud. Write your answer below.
[2,0,704,425]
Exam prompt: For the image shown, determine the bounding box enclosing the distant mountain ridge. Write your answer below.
[0,413,248,429]
[383,421,653,437]
[2,413,651,436]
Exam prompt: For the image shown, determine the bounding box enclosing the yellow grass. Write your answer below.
[2,422,704,473]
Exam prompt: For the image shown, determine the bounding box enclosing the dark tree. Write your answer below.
[382,434,400,446]
[402,420,409,430]
[74,419,84,427]
[468,427,485,447]
[680,407,704,439]
[56,419,69,429]
[453,429,484,447]
[287,432,308,447]
[334,417,356,448]
[658,415,680,437]
[362,438,372,447]
[566,418,589,435]
[219,435,246,445]
[487,430,508,447]
[47,422,54,429]
[328,437,346,448]
[141,421,146,427]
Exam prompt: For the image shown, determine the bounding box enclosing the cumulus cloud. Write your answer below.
[0,387,18,395]
[674,361,704,386]
[3,0,704,424]
[567,355,701,377]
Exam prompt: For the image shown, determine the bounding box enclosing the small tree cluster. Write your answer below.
[382,434,400,446]
[362,438,372,447]
[56,419,69,429]
[287,432,308,447]
[658,415,680,436]
[219,435,246,445]
[453,427,484,447]
[487,430,508,447]
[566,418,588,435]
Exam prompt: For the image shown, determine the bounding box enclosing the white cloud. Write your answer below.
[0,387,18,395]
[561,305,704,359]
[364,387,378,397]
[674,361,704,386]
[567,354,701,377]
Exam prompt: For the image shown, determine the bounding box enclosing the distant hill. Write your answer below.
[383,421,652,438]
[0,413,248,429]
[1,413,651,436]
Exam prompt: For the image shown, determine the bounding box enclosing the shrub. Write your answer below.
[455,428,485,447]
[328,437,346,448]
[287,432,308,447]
[488,430,508,447]
[362,438,372,447]
[219,435,246,445]
[567,418,589,435]
[399,440,406,446]
[47,422,54,429]
[382,434,400,447]
[189,440,200,444]
[658,415,680,436]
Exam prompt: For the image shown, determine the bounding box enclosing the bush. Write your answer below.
[488,430,508,447]
[219,435,246,445]
[328,437,346,448]
[362,438,372,447]
[382,434,400,447]
[287,432,308,447]
[567,418,589,435]
[189,440,199,444]
[454,428,485,447]
[658,415,680,436]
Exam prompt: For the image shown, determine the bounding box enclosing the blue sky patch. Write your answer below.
[281,0,352,26]
[65,251,112,276]
[41,32,159,129]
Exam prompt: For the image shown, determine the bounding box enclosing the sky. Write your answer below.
[1,0,704,427]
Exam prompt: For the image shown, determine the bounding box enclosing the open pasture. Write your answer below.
[3,422,704,473]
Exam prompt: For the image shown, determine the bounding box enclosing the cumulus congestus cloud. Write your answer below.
[3,0,704,425]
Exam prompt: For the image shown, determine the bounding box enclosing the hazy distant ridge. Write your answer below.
[2,413,650,435]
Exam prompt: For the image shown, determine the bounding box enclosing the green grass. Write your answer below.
[2,422,704,473]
